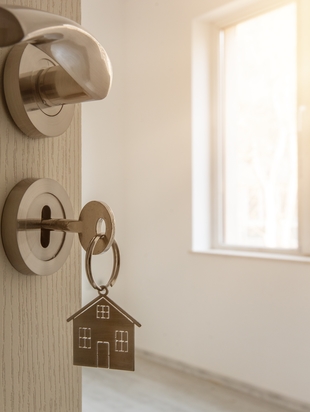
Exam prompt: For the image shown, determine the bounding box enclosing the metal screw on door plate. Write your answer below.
[1,178,115,276]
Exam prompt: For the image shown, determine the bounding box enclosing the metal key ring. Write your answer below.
[85,234,120,291]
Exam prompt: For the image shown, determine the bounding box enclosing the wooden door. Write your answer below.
[0,1,81,411]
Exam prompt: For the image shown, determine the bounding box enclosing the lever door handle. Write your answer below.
[0,6,112,138]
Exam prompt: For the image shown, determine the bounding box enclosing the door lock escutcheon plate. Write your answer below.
[1,178,74,276]
[1,178,116,276]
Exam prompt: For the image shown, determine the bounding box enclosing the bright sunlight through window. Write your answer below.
[221,3,297,249]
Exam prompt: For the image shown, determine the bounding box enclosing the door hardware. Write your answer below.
[0,6,112,138]
[1,178,115,276]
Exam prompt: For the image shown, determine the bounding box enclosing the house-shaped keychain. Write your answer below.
[67,294,141,371]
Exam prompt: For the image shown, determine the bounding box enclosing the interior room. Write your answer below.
[0,1,309,411]
[81,0,310,411]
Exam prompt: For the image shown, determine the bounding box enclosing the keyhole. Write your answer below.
[41,205,51,248]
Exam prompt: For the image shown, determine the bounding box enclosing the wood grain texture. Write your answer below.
[0,1,82,411]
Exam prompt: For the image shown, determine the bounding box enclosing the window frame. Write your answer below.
[191,0,310,259]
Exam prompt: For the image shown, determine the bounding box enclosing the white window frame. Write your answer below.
[192,0,310,260]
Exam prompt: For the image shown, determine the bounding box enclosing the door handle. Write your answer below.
[0,6,112,138]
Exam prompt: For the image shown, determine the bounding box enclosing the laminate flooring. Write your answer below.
[82,354,297,412]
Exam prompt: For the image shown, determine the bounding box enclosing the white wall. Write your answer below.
[82,0,310,407]
[82,0,126,304]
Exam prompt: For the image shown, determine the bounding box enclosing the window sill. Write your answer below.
[190,248,310,263]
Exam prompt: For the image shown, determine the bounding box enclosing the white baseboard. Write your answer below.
[137,349,310,412]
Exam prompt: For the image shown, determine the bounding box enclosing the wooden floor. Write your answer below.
[82,354,296,412]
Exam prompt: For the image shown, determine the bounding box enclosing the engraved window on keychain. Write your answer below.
[115,331,129,353]
[79,328,91,349]
[97,305,110,319]
[67,234,141,371]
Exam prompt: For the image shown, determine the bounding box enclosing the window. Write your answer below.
[79,327,91,349]
[192,0,310,257]
[115,331,128,352]
[221,3,297,250]
[96,305,110,319]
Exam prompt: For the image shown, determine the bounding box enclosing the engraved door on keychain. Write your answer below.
[67,234,141,371]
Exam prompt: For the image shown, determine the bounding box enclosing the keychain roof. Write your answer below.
[67,293,141,327]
